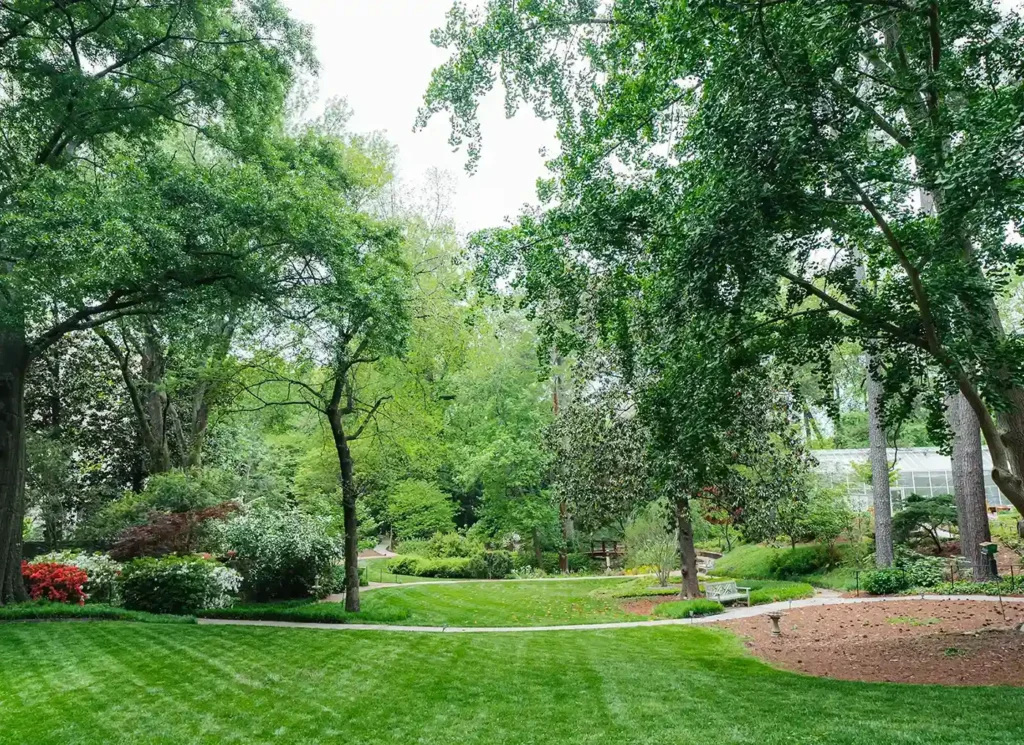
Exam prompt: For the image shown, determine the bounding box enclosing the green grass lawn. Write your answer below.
[2,622,1022,744]
[357,577,637,626]
[712,543,862,590]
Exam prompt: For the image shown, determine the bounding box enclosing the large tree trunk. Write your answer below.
[0,329,30,605]
[675,497,700,599]
[866,361,894,567]
[946,393,995,581]
[327,409,360,613]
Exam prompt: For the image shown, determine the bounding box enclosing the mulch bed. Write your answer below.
[717,599,1024,686]
[620,596,680,616]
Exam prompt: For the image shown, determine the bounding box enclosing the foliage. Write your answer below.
[864,548,946,594]
[76,470,242,548]
[419,0,1024,517]
[768,547,834,581]
[624,503,678,587]
[31,552,122,605]
[547,368,655,532]
[0,602,193,624]
[423,532,485,558]
[215,509,341,601]
[509,566,546,580]
[383,550,513,580]
[892,494,958,551]
[387,480,457,541]
[653,599,724,619]
[109,502,239,561]
[797,486,855,551]
[119,556,240,615]
[20,562,88,605]
[862,569,911,596]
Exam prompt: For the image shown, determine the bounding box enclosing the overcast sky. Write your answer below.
[283,0,557,234]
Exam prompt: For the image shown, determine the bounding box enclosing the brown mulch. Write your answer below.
[620,596,680,616]
[717,599,1024,686]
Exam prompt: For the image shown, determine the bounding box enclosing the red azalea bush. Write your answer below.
[21,562,89,605]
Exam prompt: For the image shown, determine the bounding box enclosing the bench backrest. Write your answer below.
[704,581,738,600]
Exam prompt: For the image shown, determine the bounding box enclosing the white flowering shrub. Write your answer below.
[33,551,123,604]
[215,509,341,601]
[207,565,243,609]
[120,556,241,614]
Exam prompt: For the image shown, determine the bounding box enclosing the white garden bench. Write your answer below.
[703,580,751,606]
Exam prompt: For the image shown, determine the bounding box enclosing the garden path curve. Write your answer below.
[197,594,1024,634]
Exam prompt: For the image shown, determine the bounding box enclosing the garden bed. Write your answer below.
[718,599,1024,686]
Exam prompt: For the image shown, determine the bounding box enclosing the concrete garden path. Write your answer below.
[197,593,1024,634]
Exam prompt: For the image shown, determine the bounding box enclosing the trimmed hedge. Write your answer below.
[0,601,194,624]
[384,551,513,579]
[746,581,815,605]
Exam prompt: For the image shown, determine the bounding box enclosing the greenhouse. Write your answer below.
[812,447,1012,511]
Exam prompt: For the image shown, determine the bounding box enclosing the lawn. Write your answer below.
[354,577,638,627]
[712,543,862,590]
[1,623,1023,744]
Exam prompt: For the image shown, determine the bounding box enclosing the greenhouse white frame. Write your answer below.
[812,447,1011,511]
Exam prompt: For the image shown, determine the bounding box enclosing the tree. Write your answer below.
[387,480,457,542]
[419,0,1024,518]
[892,494,958,554]
[0,0,310,603]
[624,502,677,587]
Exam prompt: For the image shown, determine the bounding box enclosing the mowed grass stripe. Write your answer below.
[1,623,1023,744]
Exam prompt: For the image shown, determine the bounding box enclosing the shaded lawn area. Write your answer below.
[2,623,1023,745]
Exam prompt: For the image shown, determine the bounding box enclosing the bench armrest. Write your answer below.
[736,586,752,591]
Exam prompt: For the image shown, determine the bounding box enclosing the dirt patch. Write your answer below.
[718,599,1024,686]
[620,596,679,616]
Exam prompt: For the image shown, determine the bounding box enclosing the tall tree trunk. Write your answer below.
[532,526,543,569]
[946,393,995,581]
[675,497,700,599]
[0,328,30,604]
[328,408,360,613]
[867,361,894,567]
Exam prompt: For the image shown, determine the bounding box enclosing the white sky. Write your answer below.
[283,0,558,234]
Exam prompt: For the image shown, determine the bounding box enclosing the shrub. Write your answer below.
[895,546,946,587]
[537,552,600,574]
[654,599,724,618]
[120,556,241,615]
[483,550,513,579]
[109,502,239,561]
[863,568,910,595]
[768,546,831,580]
[424,531,484,558]
[215,509,341,601]
[76,469,240,547]
[386,480,456,541]
[21,562,88,605]
[32,551,122,604]
[383,553,512,579]
[510,566,545,579]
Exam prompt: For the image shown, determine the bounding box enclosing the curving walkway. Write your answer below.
[197,593,1024,634]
